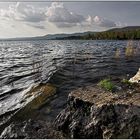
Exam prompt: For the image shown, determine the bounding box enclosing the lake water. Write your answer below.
[0,40,140,122]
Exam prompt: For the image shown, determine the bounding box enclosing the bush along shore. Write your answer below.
[0,69,140,138]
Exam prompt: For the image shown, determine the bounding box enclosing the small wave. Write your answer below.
[0,40,140,121]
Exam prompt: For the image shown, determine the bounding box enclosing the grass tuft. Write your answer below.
[121,78,132,85]
[98,79,115,92]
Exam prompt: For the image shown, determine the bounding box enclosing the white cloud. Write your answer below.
[116,21,127,27]
[0,2,47,22]
[0,2,118,30]
[27,23,46,29]
[93,16,116,27]
[45,2,86,28]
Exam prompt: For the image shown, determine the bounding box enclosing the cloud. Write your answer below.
[0,2,47,22]
[27,23,46,29]
[45,2,86,28]
[45,3,117,28]
[116,21,127,27]
[93,16,117,27]
[0,2,86,28]
[0,2,118,29]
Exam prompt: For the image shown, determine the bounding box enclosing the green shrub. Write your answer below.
[98,79,115,92]
[121,78,132,85]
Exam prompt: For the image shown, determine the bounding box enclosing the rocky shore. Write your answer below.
[0,83,58,138]
[1,70,140,139]
[54,78,140,138]
[0,119,65,139]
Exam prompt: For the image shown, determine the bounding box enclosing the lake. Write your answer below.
[0,40,140,121]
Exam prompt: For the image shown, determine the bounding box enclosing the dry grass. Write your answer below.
[114,40,139,59]
[125,40,135,57]
[115,48,121,59]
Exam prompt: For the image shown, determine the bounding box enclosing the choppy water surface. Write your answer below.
[0,40,140,120]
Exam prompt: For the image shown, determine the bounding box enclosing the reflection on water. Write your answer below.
[0,40,140,116]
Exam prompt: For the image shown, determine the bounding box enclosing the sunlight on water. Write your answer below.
[0,40,140,115]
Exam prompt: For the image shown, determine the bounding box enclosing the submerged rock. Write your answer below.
[22,83,56,110]
[54,86,140,139]
[129,68,140,83]
[14,83,56,119]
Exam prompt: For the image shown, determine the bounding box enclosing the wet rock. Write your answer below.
[13,83,56,119]
[23,83,56,109]
[0,83,56,135]
[0,123,26,139]
[129,68,140,83]
[0,119,65,139]
[54,86,140,139]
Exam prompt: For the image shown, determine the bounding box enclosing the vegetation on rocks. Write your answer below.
[54,72,140,138]
[54,80,140,139]
[121,78,132,86]
[98,79,115,92]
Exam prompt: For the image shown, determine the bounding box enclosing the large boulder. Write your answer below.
[54,86,140,139]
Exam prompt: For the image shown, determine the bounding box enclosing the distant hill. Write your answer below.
[61,26,140,40]
[108,26,140,32]
[43,31,97,40]
[1,26,140,41]
[0,31,96,41]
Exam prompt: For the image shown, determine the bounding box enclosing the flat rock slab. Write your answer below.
[55,84,140,139]
[69,85,140,107]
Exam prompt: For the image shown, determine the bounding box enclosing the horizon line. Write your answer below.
[0,25,140,40]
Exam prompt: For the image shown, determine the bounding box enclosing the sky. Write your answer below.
[0,1,140,38]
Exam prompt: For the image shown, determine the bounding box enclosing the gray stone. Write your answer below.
[129,68,140,83]
[54,86,140,139]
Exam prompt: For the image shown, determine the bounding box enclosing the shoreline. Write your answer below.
[0,72,140,138]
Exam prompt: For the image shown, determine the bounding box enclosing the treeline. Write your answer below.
[57,29,140,40]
